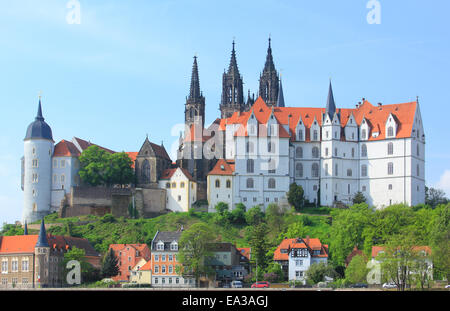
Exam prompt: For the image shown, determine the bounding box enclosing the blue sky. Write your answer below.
[1,0,449,225]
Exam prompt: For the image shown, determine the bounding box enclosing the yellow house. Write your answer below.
[129,259,152,285]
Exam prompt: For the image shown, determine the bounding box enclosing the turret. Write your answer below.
[23,97,54,224]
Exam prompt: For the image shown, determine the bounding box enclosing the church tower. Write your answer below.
[259,37,279,107]
[185,56,205,129]
[220,41,245,118]
[23,97,54,224]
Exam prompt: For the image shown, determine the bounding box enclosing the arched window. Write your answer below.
[189,107,194,119]
[312,147,319,158]
[267,141,275,153]
[215,179,220,188]
[388,126,394,137]
[246,159,254,173]
[361,165,368,177]
[246,178,254,189]
[312,163,319,178]
[295,147,303,159]
[388,142,394,155]
[246,141,254,154]
[361,144,367,157]
[296,163,303,178]
[361,129,367,140]
[142,160,151,183]
[313,130,318,141]
[268,178,276,189]
[388,162,394,175]
[298,130,304,141]
[226,180,231,188]
[166,182,171,188]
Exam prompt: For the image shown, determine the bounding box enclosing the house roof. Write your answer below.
[216,97,417,143]
[53,140,81,157]
[237,247,251,260]
[208,159,235,176]
[109,243,149,254]
[371,245,432,258]
[160,167,194,181]
[139,260,152,271]
[72,137,116,154]
[273,237,329,261]
[153,231,182,244]
[0,234,99,257]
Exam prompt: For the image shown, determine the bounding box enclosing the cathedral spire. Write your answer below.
[259,37,279,107]
[326,80,336,119]
[189,56,201,100]
[228,40,240,76]
[35,219,49,248]
[277,77,285,107]
[36,97,44,121]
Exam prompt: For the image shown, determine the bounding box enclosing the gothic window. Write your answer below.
[246,178,254,189]
[313,130,318,141]
[268,158,276,173]
[295,147,303,158]
[361,144,367,157]
[296,163,303,178]
[246,159,254,173]
[388,142,394,155]
[388,162,394,175]
[361,129,367,140]
[416,144,420,156]
[268,178,276,189]
[361,165,368,177]
[311,163,319,178]
[226,180,231,188]
[312,147,319,159]
[189,108,194,119]
[246,141,254,154]
[298,130,304,141]
[142,160,151,183]
[215,179,220,188]
[388,126,394,137]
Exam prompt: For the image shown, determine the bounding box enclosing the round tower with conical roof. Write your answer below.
[23,97,54,223]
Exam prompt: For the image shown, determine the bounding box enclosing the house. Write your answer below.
[205,243,249,287]
[150,230,195,287]
[108,243,151,282]
[274,236,328,284]
[0,219,101,288]
[207,159,235,212]
[158,167,197,212]
[129,259,152,285]
[370,245,433,285]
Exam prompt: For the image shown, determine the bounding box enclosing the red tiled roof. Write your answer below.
[147,142,171,161]
[125,152,138,169]
[139,260,152,271]
[72,137,116,154]
[53,140,81,157]
[208,159,235,176]
[274,237,329,261]
[160,167,194,181]
[217,97,417,142]
[372,245,432,258]
[237,247,251,260]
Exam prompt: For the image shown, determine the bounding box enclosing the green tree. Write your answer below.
[345,254,369,284]
[352,191,366,205]
[265,203,285,232]
[287,183,305,211]
[78,145,110,186]
[245,206,265,226]
[247,223,270,272]
[101,248,120,279]
[230,203,246,225]
[215,202,229,215]
[429,204,450,281]
[177,223,217,287]
[306,262,336,285]
[106,152,135,187]
[425,187,449,208]
[62,246,100,285]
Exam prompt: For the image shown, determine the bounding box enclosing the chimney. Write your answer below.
[306,235,310,245]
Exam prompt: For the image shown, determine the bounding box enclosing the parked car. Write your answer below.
[251,281,270,288]
[349,283,368,288]
[231,281,243,288]
[382,282,397,289]
[222,283,231,288]
[445,284,450,289]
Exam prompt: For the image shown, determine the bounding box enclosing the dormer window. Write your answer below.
[157,241,164,251]
[387,126,394,137]
[170,242,178,251]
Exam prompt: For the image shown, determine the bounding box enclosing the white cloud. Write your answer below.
[435,170,450,198]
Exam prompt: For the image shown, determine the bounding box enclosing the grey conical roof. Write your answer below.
[189,56,201,100]
[35,219,49,247]
[325,81,336,119]
[227,40,240,76]
[24,98,53,141]
[277,78,285,107]
[263,37,276,73]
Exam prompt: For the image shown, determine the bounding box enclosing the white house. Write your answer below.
[159,167,197,212]
[207,159,235,212]
[274,237,329,284]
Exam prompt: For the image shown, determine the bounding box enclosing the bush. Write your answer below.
[100,214,116,223]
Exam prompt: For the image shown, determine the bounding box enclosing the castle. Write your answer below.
[21,38,426,223]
